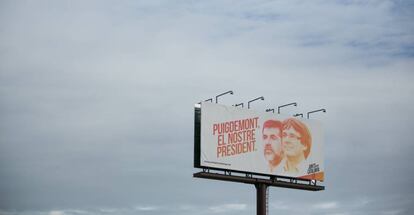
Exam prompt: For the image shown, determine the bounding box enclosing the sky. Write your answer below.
[0,0,413,215]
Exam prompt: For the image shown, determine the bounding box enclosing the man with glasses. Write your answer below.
[281,118,312,175]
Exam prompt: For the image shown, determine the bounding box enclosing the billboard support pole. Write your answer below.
[255,183,268,215]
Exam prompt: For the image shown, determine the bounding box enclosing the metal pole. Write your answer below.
[255,183,267,215]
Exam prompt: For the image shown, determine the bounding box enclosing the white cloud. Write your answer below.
[381,210,403,215]
[209,203,247,213]
[270,201,290,210]
[134,206,160,211]
[49,211,65,215]
[327,213,350,215]
[178,204,197,211]
[353,196,372,208]
[312,201,339,210]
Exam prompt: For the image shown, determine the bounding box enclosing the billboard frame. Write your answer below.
[193,105,323,183]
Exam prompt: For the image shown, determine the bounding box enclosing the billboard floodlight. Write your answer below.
[205,98,213,102]
[248,96,264,109]
[266,108,275,113]
[216,90,234,103]
[293,113,304,117]
[307,109,326,119]
[277,102,297,114]
[234,103,244,108]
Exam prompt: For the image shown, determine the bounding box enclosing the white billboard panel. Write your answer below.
[198,102,324,181]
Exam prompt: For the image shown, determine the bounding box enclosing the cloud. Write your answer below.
[327,213,350,215]
[178,204,197,211]
[134,206,160,211]
[269,201,289,210]
[381,210,404,215]
[208,203,247,213]
[49,211,65,215]
[312,201,339,210]
[352,196,372,208]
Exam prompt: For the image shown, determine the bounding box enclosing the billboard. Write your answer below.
[194,102,324,181]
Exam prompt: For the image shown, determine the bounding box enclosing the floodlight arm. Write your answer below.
[266,108,275,113]
[307,109,326,119]
[293,113,303,117]
[215,90,234,103]
[205,98,213,102]
[248,96,264,109]
[277,102,297,114]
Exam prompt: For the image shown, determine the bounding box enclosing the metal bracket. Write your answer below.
[270,176,278,182]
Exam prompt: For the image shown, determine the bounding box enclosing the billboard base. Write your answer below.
[193,171,324,191]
